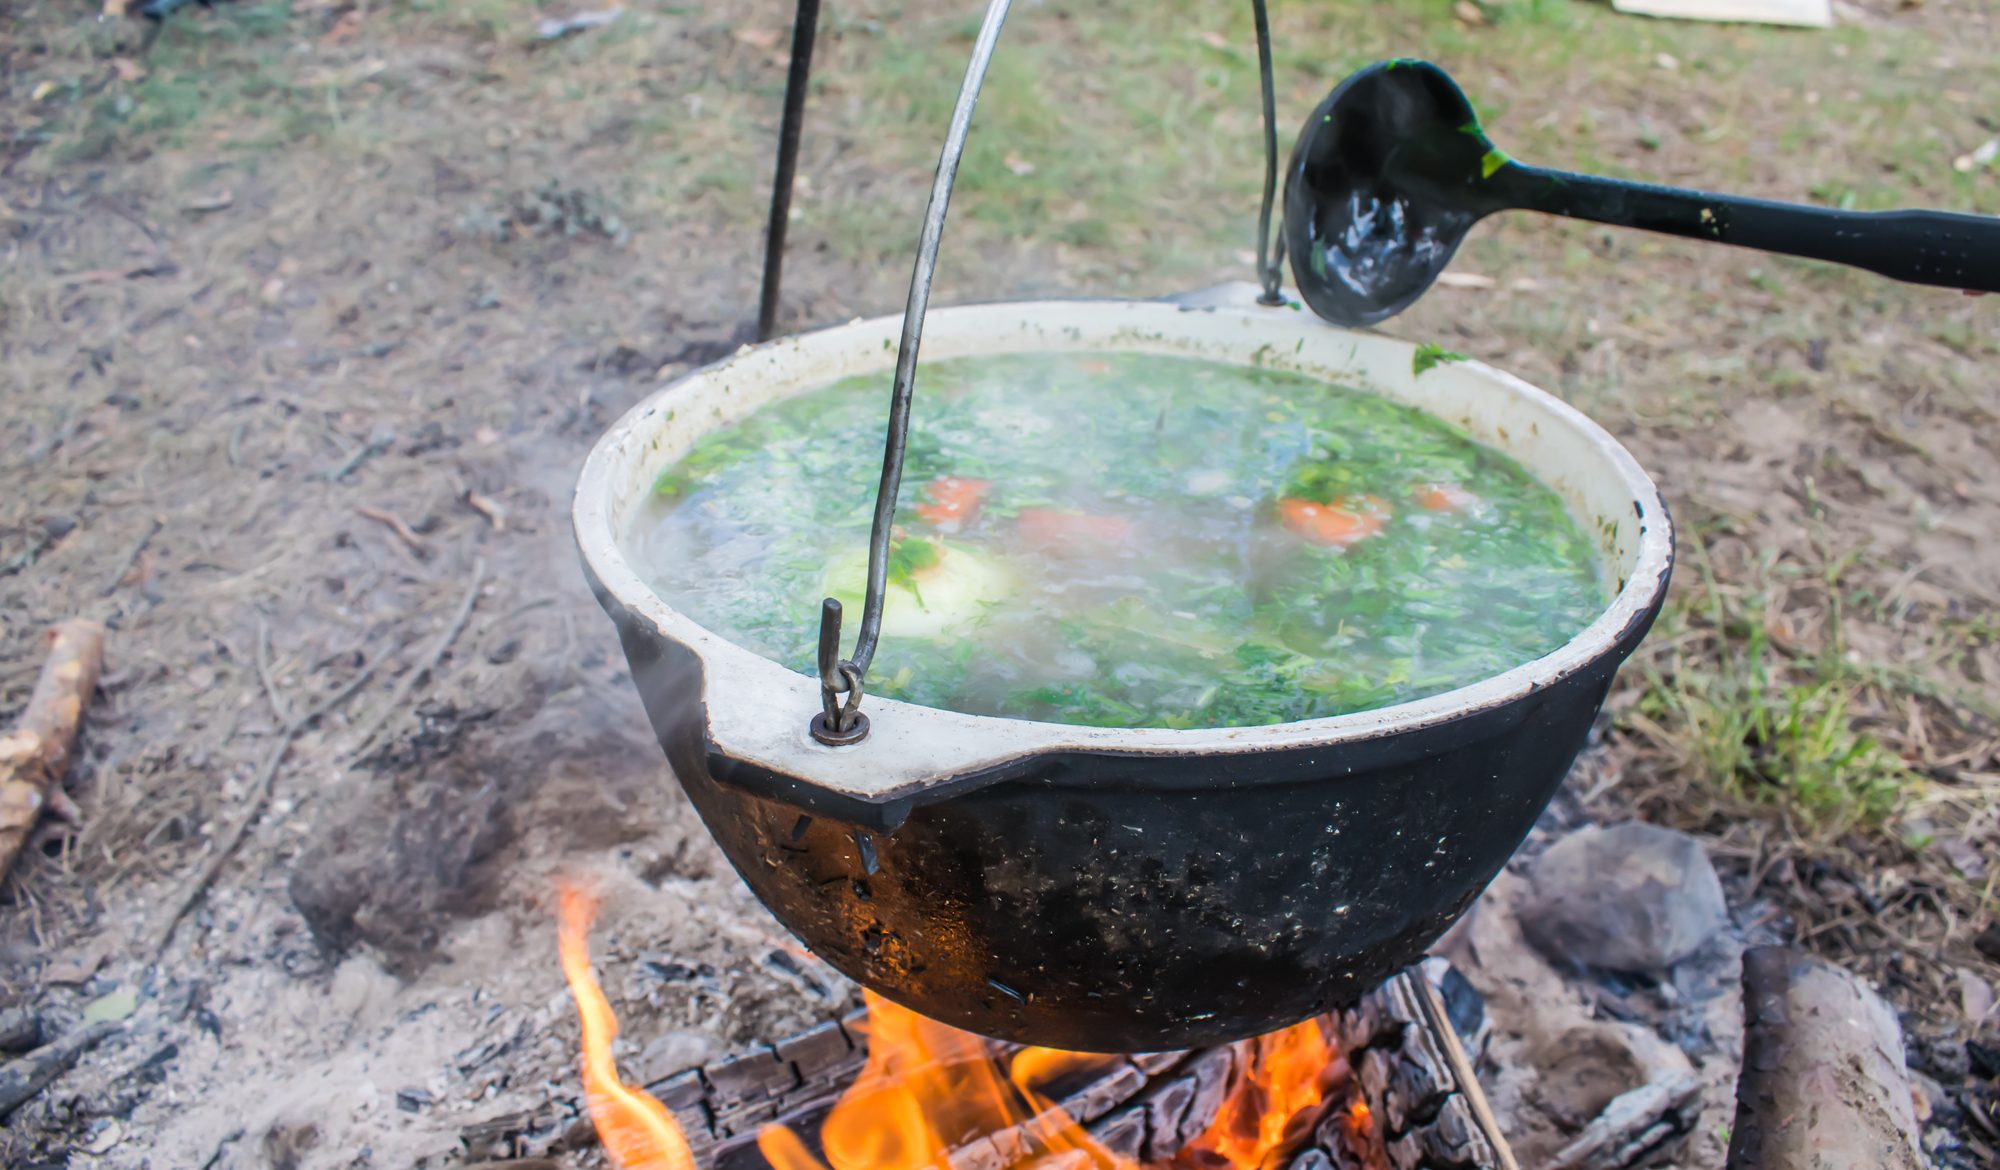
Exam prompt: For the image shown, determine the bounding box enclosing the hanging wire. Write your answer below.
[1251,0,1286,304]
[809,0,1016,746]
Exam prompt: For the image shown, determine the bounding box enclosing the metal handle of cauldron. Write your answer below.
[809,0,1290,746]
[806,0,1016,746]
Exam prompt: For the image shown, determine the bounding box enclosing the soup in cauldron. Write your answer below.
[629,351,1604,729]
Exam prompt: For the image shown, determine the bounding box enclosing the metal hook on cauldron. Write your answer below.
[808,0,1292,746]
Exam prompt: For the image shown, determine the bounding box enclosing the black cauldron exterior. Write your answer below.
[577,295,1673,1052]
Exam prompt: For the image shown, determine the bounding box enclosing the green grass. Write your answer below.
[1628,522,1922,832]
[49,2,317,161]
[24,0,1990,247]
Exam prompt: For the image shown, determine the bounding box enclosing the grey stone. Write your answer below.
[1522,823,1729,973]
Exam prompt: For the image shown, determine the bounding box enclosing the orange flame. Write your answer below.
[1345,1098,1373,1136]
[557,887,1345,1170]
[1007,1047,1115,1097]
[1182,1020,1334,1170]
[758,994,1343,1170]
[558,883,699,1170]
[759,992,1123,1170]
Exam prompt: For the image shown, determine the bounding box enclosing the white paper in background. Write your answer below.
[1610,0,1834,28]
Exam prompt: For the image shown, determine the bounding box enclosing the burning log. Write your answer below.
[0,619,105,885]
[1724,946,1925,1170]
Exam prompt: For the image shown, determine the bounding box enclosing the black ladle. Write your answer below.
[1284,59,2000,327]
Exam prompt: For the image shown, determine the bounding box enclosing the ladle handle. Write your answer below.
[1493,165,2000,294]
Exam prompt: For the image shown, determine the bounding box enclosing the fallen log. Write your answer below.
[1724,946,1924,1170]
[0,619,106,884]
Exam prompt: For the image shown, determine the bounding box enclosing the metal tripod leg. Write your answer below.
[757,0,823,342]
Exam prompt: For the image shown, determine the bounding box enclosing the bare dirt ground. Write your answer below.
[0,0,1995,1166]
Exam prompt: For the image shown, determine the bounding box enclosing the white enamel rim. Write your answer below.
[575,298,1673,804]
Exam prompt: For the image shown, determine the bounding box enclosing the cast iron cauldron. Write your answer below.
[575,293,1673,1052]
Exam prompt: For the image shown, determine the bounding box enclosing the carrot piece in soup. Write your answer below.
[914,476,992,529]
[1279,496,1389,548]
[1416,483,1479,513]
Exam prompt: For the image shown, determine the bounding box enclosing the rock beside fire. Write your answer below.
[1520,823,1728,974]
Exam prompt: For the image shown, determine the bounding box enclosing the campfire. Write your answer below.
[559,884,699,1170]
[556,889,1519,1170]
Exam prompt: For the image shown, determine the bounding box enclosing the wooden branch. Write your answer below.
[0,1020,120,1119]
[356,505,429,556]
[0,619,106,884]
[254,619,295,726]
[1725,946,1924,1170]
[1344,970,1509,1170]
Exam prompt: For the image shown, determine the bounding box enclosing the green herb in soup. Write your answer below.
[630,352,1606,729]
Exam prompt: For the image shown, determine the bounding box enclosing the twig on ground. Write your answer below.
[100,515,163,596]
[465,490,508,531]
[0,1021,121,1119]
[41,786,81,826]
[0,620,107,885]
[144,646,382,963]
[355,505,428,555]
[319,426,395,482]
[254,618,295,726]
[348,558,488,758]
